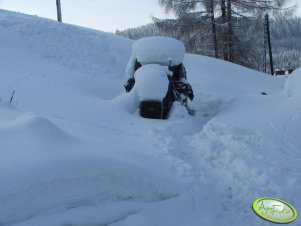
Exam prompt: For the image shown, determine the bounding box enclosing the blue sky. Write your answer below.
[0,0,300,32]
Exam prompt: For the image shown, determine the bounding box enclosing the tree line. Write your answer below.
[271,17,301,71]
[116,0,300,73]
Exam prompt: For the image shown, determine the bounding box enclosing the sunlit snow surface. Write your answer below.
[133,36,185,66]
[0,9,300,226]
[134,64,169,101]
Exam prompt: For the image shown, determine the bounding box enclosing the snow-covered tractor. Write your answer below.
[124,37,194,119]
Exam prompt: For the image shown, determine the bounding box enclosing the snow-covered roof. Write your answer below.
[133,36,185,66]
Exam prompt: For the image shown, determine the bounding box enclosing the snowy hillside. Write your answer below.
[0,10,300,226]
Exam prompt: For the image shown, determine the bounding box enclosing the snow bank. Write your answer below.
[12,202,143,226]
[0,155,180,225]
[133,36,185,66]
[185,54,285,97]
[0,113,71,141]
[0,9,301,226]
[184,120,301,225]
[168,102,190,119]
[0,9,132,78]
[283,67,301,97]
[134,64,169,101]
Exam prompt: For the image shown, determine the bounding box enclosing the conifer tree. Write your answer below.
[155,0,293,68]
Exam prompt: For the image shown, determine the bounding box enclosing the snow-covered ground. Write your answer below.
[0,9,300,226]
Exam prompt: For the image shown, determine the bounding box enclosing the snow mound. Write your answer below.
[0,113,72,144]
[11,202,142,226]
[0,102,21,123]
[0,113,75,164]
[134,64,169,100]
[133,36,185,66]
[283,67,301,97]
[0,9,301,226]
[0,157,179,225]
[185,54,285,97]
[0,9,132,77]
[185,121,301,225]
[168,102,190,119]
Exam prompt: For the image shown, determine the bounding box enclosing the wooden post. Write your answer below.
[56,0,62,22]
[263,25,267,73]
[265,14,273,75]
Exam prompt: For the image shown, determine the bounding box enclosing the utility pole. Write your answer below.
[263,25,267,73]
[265,14,273,75]
[56,0,62,22]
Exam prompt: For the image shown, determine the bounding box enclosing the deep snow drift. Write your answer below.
[0,9,300,226]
